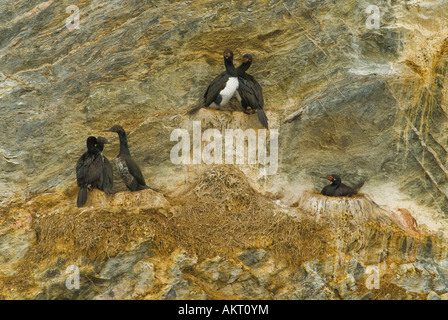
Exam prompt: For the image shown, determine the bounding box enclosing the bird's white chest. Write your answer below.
[219,77,239,106]
[115,157,133,186]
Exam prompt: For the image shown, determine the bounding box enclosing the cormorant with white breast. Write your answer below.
[75,136,104,207]
[321,174,364,197]
[187,49,239,114]
[96,136,114,195]
[103,125,158,192]
[236,54,268,129]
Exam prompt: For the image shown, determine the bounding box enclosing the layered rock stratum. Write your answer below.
[1,0,448,300]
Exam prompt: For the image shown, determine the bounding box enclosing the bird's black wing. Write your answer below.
[124,155,147,187]
[203,71,229,106]
[237,76,259,111]
[321,185,334,196]
[76,152,90,187]
[101,157,114,194]
[85,155,104,188]
[238,73,268,129]
[242,73,264,108]
[187,71,228,114]
[248,74,264,109]
[334,184,356,197]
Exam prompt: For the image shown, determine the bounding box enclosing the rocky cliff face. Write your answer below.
[1,0,448,300]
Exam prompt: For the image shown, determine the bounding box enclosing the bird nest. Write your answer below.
[167,165,333,265]
[1,165,334,296]
[294,191,420,235]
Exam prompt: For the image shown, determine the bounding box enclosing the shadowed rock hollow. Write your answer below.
[1,0,448,300]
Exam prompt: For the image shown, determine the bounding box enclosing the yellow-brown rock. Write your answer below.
[1,0,448,300]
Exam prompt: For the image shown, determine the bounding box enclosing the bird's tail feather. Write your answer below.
[139,184,159,192]
[186,103,203,115]
[128,179,139,192]
[103,186,113,195]
[257,108,269,129]
[77,187,87,207]
[353,181,365,193]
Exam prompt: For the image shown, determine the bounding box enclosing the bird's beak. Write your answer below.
[320,176,328,179]
[103,140,111,144]
[103,129,112,132]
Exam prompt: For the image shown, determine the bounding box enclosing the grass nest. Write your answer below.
[31,209,159,261]
[1,166,333,295]
[165,165,333,266]
[33,166,332,265]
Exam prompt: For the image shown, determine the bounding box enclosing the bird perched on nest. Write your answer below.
[103,125,158,192]
[235,54,268,129]
[187,49,239,114]
[188,51,269,129]
[321,174,364,197]
[75,136,105,207]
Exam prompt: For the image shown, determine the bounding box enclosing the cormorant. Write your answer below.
[75,136,104,207]
[96,136,114,195]
[103,125,158,192]
[321,174,364,197]
[236,54,269,129]
[187,49,239,114]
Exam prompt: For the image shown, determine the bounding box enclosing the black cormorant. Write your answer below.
[96,136,114,195]
[75,136,104,207]
[187,49,239,114]
[321,174,364,197]
[236,54,268,129]
[103,125,158,192]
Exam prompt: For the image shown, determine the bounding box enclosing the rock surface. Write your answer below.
[1,0,448,300]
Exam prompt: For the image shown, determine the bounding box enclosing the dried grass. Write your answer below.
[31,209,159,261]
[0,166,433,300]
[30,166,331,266]
[1,166,333,295]
[164,166,332,266]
